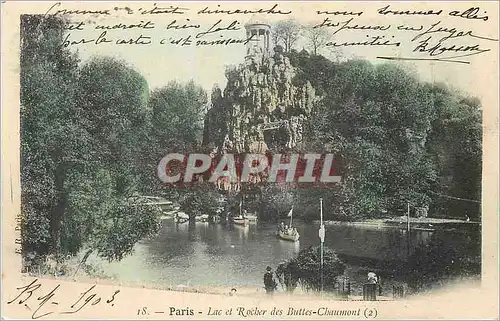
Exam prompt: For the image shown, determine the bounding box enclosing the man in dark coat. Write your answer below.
[263,266,277,294]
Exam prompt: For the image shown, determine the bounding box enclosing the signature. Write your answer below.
[413,36,490,58]
[7,279,120,319]
[378,18,497,64]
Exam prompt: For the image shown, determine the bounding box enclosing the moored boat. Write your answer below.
[175,211,190,224]
[196,214,210,222]
[232,198,250,226]
[232,217,249,226]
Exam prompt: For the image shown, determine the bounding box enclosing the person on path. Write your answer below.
[263,266,277,294]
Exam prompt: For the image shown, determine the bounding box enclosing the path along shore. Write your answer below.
[313,217,479,231]
[23,272,395,301]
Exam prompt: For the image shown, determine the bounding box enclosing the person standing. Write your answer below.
[367,272,378,284]
[263,266,277,294]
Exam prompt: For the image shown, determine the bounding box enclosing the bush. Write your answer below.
[276,245,345,292]
[406,235,481,291]
[179,183,224,221]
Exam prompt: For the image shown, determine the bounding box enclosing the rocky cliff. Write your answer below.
[203,47,316,155]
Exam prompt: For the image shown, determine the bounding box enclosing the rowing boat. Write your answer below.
[277,230,300,242]
[277,206,300,242]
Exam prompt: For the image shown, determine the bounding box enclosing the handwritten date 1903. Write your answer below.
[7,278,120,320]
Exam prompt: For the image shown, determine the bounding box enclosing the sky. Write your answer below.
[63,2,498,99]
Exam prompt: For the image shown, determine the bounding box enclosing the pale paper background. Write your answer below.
[1,1,499,319]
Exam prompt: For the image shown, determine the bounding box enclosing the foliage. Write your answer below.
[63,169,162,261]
[285,53,481,221]
[276,246,345,292]
[139,81,208,194]
[20,15,163,265]
[258,184,294,221]
[179,183,224,220]
[21,14,81,257]
[271,19,301,52]
[406,233,481,291]
[303,25,331,56]
[425,84,482,219]
[149,81,207,145]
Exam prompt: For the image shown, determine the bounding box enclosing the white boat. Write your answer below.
[175,211,189,223]
[232,217,249,226]
[277,229,300,242]
[277,206,300,242]
[232,199,249,226]
[196,214,210,222]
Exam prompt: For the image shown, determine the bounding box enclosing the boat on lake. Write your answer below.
[277,206,300,242]
[195,214,210,222]
[232,199,249,226]
[232,217,249,226]
[175,212,189,224]
[277,229,300,242]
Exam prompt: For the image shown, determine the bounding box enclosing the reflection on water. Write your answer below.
[91,219,480,288]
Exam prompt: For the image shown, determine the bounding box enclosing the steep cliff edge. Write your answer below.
[203,47,316,155]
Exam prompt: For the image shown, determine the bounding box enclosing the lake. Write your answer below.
[88,219,481,292]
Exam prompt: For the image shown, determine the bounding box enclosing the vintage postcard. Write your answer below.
[1,1,499,319]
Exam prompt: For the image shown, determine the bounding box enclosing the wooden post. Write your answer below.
[363,284,377,301]
[407,202,410,259]
[320,198,324,294]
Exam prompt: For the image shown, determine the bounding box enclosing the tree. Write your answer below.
[272,19,301,52]
[139,81,208,194]
[425,84,482,219]
[276,246,345,292]
[304,25,331,55]
[149,81,208,145]
[65,56,161,262]
[405,232,480,291]
[63,169,162,261]
[179,183,224,221]
[259,184,294,221]
[288,56,465,220]
[21,16,162,266]
[77,56,151,195]
[20,14,81,257]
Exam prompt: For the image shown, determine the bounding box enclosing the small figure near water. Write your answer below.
[263,266,277,294]
[367,272,378,284]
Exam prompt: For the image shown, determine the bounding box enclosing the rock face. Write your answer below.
[203,46,316,155]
